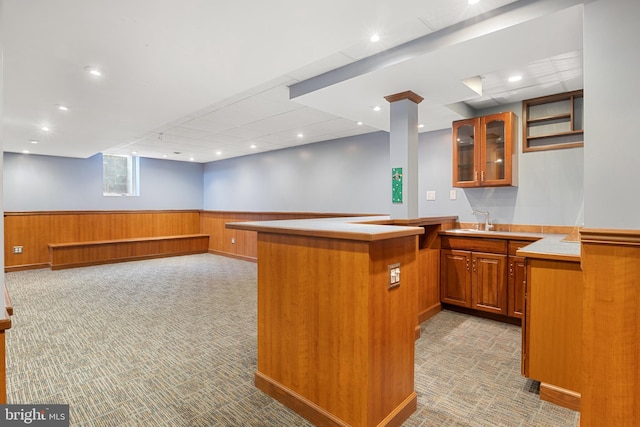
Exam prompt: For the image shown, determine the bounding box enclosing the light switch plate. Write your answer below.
[450,189,457,200]
[426,191,436,201]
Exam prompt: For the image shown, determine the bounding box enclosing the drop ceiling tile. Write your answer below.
[162,126,213,139]
[244,107,337,134]
[339,18,432,61]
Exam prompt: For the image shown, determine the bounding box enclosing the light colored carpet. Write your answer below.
[5,254,579,426]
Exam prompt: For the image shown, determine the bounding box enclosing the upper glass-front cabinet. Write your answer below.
[452,112,516,187]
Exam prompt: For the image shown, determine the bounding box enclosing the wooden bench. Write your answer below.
[48,234,210,270]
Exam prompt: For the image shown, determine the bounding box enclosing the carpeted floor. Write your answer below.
[4,254,579,426]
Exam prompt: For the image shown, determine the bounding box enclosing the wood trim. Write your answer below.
[255,372,417,427]
[4,209,202,216]
[201,210,382,218]
[384,91,424,104]
[255,371,350,427]
[0,310,11,332]
[523,141,584,153]
[540,383,581,412]
[5,263,51,273]
[522,89,584,106]
[208,249,256,263]
[418,302,441,324]
[48,234,208,248]
[4,287,12,317]
[580,228,640,246]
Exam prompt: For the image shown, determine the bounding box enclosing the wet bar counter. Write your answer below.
[227,216,455,427]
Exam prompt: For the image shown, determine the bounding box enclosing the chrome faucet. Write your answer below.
[472,210,492,231]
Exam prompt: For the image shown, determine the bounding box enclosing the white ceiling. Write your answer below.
[2,0,584,163]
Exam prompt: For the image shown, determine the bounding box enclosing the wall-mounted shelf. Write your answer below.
[522,90,583,152]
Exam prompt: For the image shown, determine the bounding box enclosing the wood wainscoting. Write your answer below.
[4,210,202,271]
[200,211,379,261]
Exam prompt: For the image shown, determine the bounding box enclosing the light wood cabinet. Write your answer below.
[522,257,582,411]
[452,111,516,187]
[440,236,508,316]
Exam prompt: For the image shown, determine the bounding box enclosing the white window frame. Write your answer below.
[102,154,140,197]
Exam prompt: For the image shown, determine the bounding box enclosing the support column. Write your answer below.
[385,91,423,220]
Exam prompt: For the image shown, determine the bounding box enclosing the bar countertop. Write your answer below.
[516,234,581,262]
[226,215,457,242]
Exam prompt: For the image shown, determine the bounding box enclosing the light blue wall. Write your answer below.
[3,152,203,211]
[203,105,584,227]
[583,0,640,229]
[419,103,584,227]
[203,132,390,213]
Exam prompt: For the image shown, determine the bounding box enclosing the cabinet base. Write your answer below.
[540,383,581,412]
[255,371,417,427]
[441,304,521,326]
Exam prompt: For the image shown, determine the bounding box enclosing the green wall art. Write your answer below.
[392,167,403,203]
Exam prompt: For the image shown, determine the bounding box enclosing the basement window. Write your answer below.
[102,154,140,196]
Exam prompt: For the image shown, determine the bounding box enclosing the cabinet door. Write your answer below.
[508,255,526,318]
[471,252,507,314]
[480,112,513,186]
[440,249,471,307]
[452,118,479,187]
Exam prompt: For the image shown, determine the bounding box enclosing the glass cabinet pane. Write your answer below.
[484,119,505,182]
[456,124,475,182]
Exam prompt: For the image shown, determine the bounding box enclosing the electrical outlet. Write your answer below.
[388,263,400,290]
[13,246,23,254]
[231,238,236,244]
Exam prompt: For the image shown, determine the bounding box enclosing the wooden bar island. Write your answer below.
[227,216,453,426]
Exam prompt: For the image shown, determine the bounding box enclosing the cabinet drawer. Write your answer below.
[441,236,507,254]
[509,240,534,256]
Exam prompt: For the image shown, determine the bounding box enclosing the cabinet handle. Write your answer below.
[466,259,470,271]
[481,171,485,182]
[509,263,514,277]
[472,259,477,273]
[474,170,478,182]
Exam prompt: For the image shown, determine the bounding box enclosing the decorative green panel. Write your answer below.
[392,167,403,203]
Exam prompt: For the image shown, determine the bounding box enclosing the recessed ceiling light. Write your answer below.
[57,105,69,111]
[370,33,380,43]
[468,0,480,4]
[132,151,137,155]
[163,154,168,158]
[41,126,50,132]
[22,150,30,154]
[84,66,103,77]
[216,151,222,156]
[508,75,522,82]
[250,144,257,149]
[357,121,363,126]
[373,106,381,112]
[189,157,195,161]
[297,133,304,138]
[30,140,38,144]
[418,124,425,129]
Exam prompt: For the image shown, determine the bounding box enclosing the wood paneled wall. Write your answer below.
[5,211,201,270]
[200,211,372,261]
